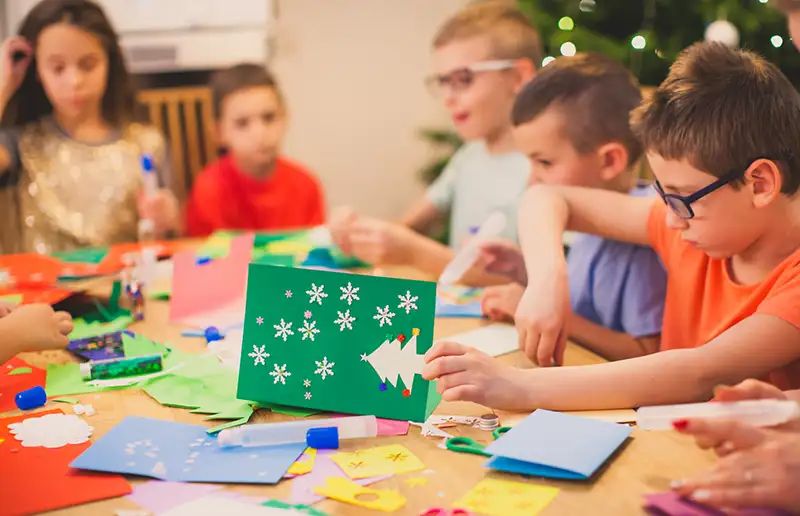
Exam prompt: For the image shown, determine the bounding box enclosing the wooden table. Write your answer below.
[12,265,716,516]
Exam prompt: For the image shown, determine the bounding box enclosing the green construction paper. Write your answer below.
[7,367,32,376]
[52,397,80,404]
[260,404,321,417]
[252,251,296,267]
[237,264,440,422]
[206,415,252,434]
[123,332,169,358]
[203,401,252,421]
[262,501,330,516]
[0,294,23,304]
[147,289,171,300]
[52,246,109,264]
[45,362,129,396]
[69,316,134,340]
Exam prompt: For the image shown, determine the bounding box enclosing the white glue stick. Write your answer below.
[217,415,377,448]
[636,399,800,430]
[439,211,507,286]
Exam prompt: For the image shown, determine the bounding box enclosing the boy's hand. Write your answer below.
[515,268,570,367]
[0,300,16,318]
[329,206,358,255]
[481,283,524,322]
[477,240,527,285]
[422,341,531,410]
[138,189,179,237]
[345,217,417,266]
[5,304,73,352]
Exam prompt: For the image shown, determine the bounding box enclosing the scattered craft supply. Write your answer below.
[314,477,406,512]
[52,397,80,404]
[126,480,223,515]
[446,427,511,458]
[404,477,429,488]
[453,478,560,516]
[329,444,426,479]
[262,499,332,516]
[68,331,125,361]
[290,450,392,505]
[0,357,46,413]
[217,415,376,449]
[286,448,318,476]
[442,324,519,358]
[9,412,93,448]
[8,367,32,376]
[81,354,164,381]
[477,414,500,431]
[434,285,484,318]
[237,264,440,422]
[15,385,47,410]
[418,508,472,515]
[73,404,96,416]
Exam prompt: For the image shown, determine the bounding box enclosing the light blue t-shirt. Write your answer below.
[566,184,666,338]
[426,141,530,248]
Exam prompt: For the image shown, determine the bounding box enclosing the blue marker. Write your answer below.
[138,154,157,242]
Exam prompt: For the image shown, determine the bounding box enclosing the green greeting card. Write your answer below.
[237,265,440,422]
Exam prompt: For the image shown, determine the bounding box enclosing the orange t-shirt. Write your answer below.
[184,155,326,237]
[647,201,800,390]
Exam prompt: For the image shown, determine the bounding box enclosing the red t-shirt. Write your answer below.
[184,155,326,237]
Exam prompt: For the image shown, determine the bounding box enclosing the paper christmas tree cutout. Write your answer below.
[237,264,440,422]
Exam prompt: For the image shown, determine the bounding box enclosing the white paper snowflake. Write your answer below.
[314,356,335,380]
[334,310,356,331]
[300,320,320,341]
[256,316,264,325]
[340,282,360,305]
[285,290,293,298]
[306,283,328,305]
[8,413,92,448]
[273,319,294,341]
[373,305,396,327]
[303,379,311,388]
[305,392,312,400]
[398,290,419,314]
[248,344,269,366]
[269,363,292,385]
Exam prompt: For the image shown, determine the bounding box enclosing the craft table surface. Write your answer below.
[11,263,715,516]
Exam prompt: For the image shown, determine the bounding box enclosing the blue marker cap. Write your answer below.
[15,385,47,411]
[306,426,339,449]
[204,326,222,343]
[469,226,479,235]
[141,154,154,173]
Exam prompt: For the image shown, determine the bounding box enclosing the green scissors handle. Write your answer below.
[445,426,512,457]
[492,426,511,439]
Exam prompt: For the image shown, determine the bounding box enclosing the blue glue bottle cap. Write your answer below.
[306,426,339,449]
[141,154,154,173]
[15,385,47,410]
[195,255,212,266]
[204,326,222,343]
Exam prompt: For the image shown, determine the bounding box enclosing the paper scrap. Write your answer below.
[441,323,518,358]
[454,478,559,516]
[8,413,92,448]
[403,477,428,488]
[262,500,331,516]
[330,444,425,479]
[314,477,406,512]
[161,495,305,516]
[7,367,32,376]
[287,448,317,476]
[126,480,223,514]
[52,397,80,404]
[290,451,391,505]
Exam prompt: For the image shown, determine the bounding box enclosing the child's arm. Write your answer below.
[424,313,800,411]
[0,304,73,364]
[399,199,443,233]
[569,314,660,361]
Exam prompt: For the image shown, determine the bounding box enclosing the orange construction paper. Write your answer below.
[0,409,131,516]
[0,358,46,414]
[96,241,186,275]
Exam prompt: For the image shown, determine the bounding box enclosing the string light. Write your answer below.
[542,56,556,66]
[631,35,647,50]
[579,0,596,12]
[560,42,577,56]
[558,16,574,31]
[772,35,784,47]
[759,0,769,3]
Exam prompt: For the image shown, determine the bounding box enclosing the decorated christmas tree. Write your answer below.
[366,329,426,396]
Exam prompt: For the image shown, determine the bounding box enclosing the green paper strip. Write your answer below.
[260,403,321,418]
[0,294,23,304]
[51,246,109,264]
[7,367,32,376]
[147,289,171,300]
[262,500,331,516]
[206,414,252,434]
[52,397,80,404]
[69,316,133,341]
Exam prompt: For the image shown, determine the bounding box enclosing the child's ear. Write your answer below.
[512,58,536,92]
[596,142,629,182]
[748,159,782,209]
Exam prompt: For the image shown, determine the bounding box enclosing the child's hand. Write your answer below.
[345,217,416,266]
[329,206,358,255]
[4,304,73,352]
[481,283,524,322]
[422,341,531,409]
[138,188,179,237]
[712,379,789,403]
[478,240,527,285]
[0,300,16,318]
[515,271,570,367]
[0,37,31,102]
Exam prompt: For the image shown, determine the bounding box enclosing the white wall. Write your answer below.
[270,0,469,219]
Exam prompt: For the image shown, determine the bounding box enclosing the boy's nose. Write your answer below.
[665,207,689,230]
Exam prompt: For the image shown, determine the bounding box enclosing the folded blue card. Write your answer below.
[484,409,632,480]
[70,416,305,484]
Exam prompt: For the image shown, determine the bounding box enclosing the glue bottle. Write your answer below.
[636,399,800,430]
[138,154,158,244]
[217,415,378,448]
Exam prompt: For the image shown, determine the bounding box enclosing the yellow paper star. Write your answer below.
[403,477,428,488]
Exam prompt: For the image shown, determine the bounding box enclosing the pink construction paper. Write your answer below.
[290,450,391,505]
[127,480,223,513]
[170,234,253,324]
[330,414,410,437]
[644,492,790,516]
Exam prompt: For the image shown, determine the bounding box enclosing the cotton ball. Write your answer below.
[705,20,740,47]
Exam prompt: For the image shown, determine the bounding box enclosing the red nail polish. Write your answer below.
[672,419,689,431]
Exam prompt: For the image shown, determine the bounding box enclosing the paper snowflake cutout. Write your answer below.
[340,282,360,305]
[8,413,92,448]
[248,344,269,366]
[300,320,320,341]
[303,379,311,388]
[334,309,356,331]
[273,319,294,341]
[285,290,293,298]
[305,392,312,400]
[373,305,396,327]
[397,290,419,314]
[269,363,292,385]
[314,356,335,380]
[256,316,264,325]
[304,310,312,319]
[360,353,368,362]
[306,283,328,305]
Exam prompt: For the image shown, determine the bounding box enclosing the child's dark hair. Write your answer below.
[631,42,800,195]
[0,0,134,128]
[512,52,643,165]
[773,0,800,13]
[210,63,282,119]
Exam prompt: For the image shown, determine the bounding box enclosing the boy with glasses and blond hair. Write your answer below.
[330,1,539,283]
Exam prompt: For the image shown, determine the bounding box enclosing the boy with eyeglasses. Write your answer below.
[329,1,539,283]
[422,42,800,411]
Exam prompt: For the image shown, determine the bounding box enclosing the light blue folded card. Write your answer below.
[484,409,632,480]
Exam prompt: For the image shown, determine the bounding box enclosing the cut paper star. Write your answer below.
[304,392,312,400]
[360,353,368,362]
[256,316,264,325]
[303,379,311,388]
[285,290,293,298]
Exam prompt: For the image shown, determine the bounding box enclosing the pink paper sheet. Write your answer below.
[330,414,410,437]
[290,450,391,505]
[127,481,222,513]
[644,492,790,516]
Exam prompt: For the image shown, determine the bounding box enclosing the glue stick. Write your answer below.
[217,415,378,448]
[80,354,163,381]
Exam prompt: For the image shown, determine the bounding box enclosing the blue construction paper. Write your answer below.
[70,416,305,484]
[484,409,632,480]
[434,296,483,318]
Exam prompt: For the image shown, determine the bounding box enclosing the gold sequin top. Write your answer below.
[0,119,168,254]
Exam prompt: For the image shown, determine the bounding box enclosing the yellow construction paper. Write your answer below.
[403,477,428,488]
[314,477,406,512]
[287,448,317,476]
[330,444,425,479]
[453,478,559,516]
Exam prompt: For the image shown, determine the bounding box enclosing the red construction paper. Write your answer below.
[0,409,131,516]
[96,241,186,275]
[0,253,96,285]
[0,358,46,413]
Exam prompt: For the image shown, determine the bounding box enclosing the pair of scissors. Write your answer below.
[444,426,511,457]
[419,508,472,516]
